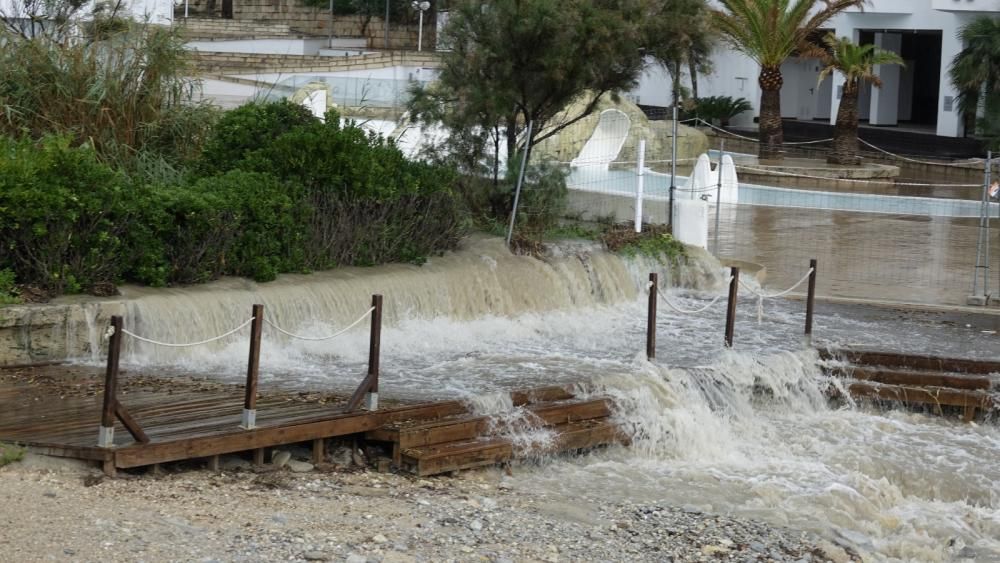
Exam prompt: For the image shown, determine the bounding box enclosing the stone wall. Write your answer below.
[179,0,434,49]
[176,16,293,39]
[191,50,441,74]
[0,302,124,366]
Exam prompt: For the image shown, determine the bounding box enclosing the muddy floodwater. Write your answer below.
[36,237,995,562]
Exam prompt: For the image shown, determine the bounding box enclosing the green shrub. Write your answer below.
[0,442,25,467]
[129,170,307,285]
[199,100,318,175]
[238,114,463,268]
[0,136,133,294]
[504,157,569,239]
[695,96,753,127]
[0,268,19,305]
[0,23,212,170]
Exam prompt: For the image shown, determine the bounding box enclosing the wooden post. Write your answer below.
[366,295,383,411]
[646,273,657,360]
[725,267,740,348]
[98,316,123,448]
[312,438,325,465]
[804,259,817,346]
[242,304,264,429]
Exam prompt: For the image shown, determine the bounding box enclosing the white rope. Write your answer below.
[693,119,832,145]
[263,306,375,341]
[858,139,975,168]
[734,165,981,188]
[647,278,732,315]
[118,317,256,348]
[739,268,815,324]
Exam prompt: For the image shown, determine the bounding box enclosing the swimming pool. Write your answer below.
[566,167,999,218]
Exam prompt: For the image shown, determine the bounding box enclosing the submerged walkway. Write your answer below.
[0,366,621,477]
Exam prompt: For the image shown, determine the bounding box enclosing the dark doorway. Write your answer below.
[858,30,941,128]
[222,0,233,19]
[900,31,942,127]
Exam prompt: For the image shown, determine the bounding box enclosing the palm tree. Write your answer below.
[645,0,714,108]
[808,34,903,165]
[949,16,1000,139]
[712,0,866,161]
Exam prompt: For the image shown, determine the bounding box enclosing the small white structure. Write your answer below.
[672,199,709,249]
[304,89,326,121]
[687,154,713,200]
[571,109,631,168]
[719,154,739,204]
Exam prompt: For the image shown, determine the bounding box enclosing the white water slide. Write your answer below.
[571,109,631,168]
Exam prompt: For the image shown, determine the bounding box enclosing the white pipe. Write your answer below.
[418,10,424,52]
[634,139,646,233]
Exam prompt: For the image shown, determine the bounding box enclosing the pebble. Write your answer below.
[0,463,838,563]
[271,451,292,468]
[286,460,314,473]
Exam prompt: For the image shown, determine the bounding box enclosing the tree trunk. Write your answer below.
[757,66,784,161]
[829,81,861,165]
[688,53,699,102]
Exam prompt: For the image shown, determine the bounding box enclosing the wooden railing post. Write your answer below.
[804,259,817,347]
[98,316,123,448]
[646,273,657,361]
[242,304,264,429]
[725,267,740,348]
[366,294,383,411]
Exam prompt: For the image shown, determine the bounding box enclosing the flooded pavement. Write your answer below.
[710,204,1000,307]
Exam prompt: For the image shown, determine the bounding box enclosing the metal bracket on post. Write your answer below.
[97,426,115,449]
[240,408,257,431]
[365,392,379,411]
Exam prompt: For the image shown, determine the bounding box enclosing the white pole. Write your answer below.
[185,0,189,18]
[418,10,423,52]
[634,139,646,233]
[714,139,724,255]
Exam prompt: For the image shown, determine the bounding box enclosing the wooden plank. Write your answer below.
[841,368,993,391]
[405,440,514,476]
[113,400,487,468]
[389,398,613,450]
[115,402,150,444]
[823,349,1000,375]
[848,382,994,409]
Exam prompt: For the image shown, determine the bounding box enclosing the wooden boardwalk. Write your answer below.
[0,365,620,476]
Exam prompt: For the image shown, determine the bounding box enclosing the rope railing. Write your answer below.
[648,278,732,315]
[263,306,375,341]
[692,118,833,145]
[734,165,982,188]
[108,317,256,348]
[739,268,815,324]
[858,139,976,168]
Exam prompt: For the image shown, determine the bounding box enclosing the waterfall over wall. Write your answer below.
[111,236,723,363]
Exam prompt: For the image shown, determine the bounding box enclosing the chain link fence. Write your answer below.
[556,113,1000,308]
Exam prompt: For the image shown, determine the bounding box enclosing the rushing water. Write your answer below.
[74,236,1000,561]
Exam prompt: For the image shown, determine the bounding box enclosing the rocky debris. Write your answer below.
[0,462,859,563]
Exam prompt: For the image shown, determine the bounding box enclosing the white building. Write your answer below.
[632,0,1000,138]
[0,0,173,32]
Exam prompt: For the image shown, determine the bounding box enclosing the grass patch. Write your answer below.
[0,269,21,305]
[601,222,687,266]
[0,442,25,467]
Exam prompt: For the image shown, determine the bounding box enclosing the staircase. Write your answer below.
[366,387,625,476]
[821,349,1000,421]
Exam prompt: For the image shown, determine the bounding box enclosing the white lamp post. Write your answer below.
[412,1,430,52]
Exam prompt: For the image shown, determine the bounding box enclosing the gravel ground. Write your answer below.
[0,452,856,563]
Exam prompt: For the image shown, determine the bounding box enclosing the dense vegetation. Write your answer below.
[0,16,462,302]
[0,101,462,299]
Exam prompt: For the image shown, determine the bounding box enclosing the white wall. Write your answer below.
[0,0,172,26]
[643,0,1000,137]
[186,38,328,55]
